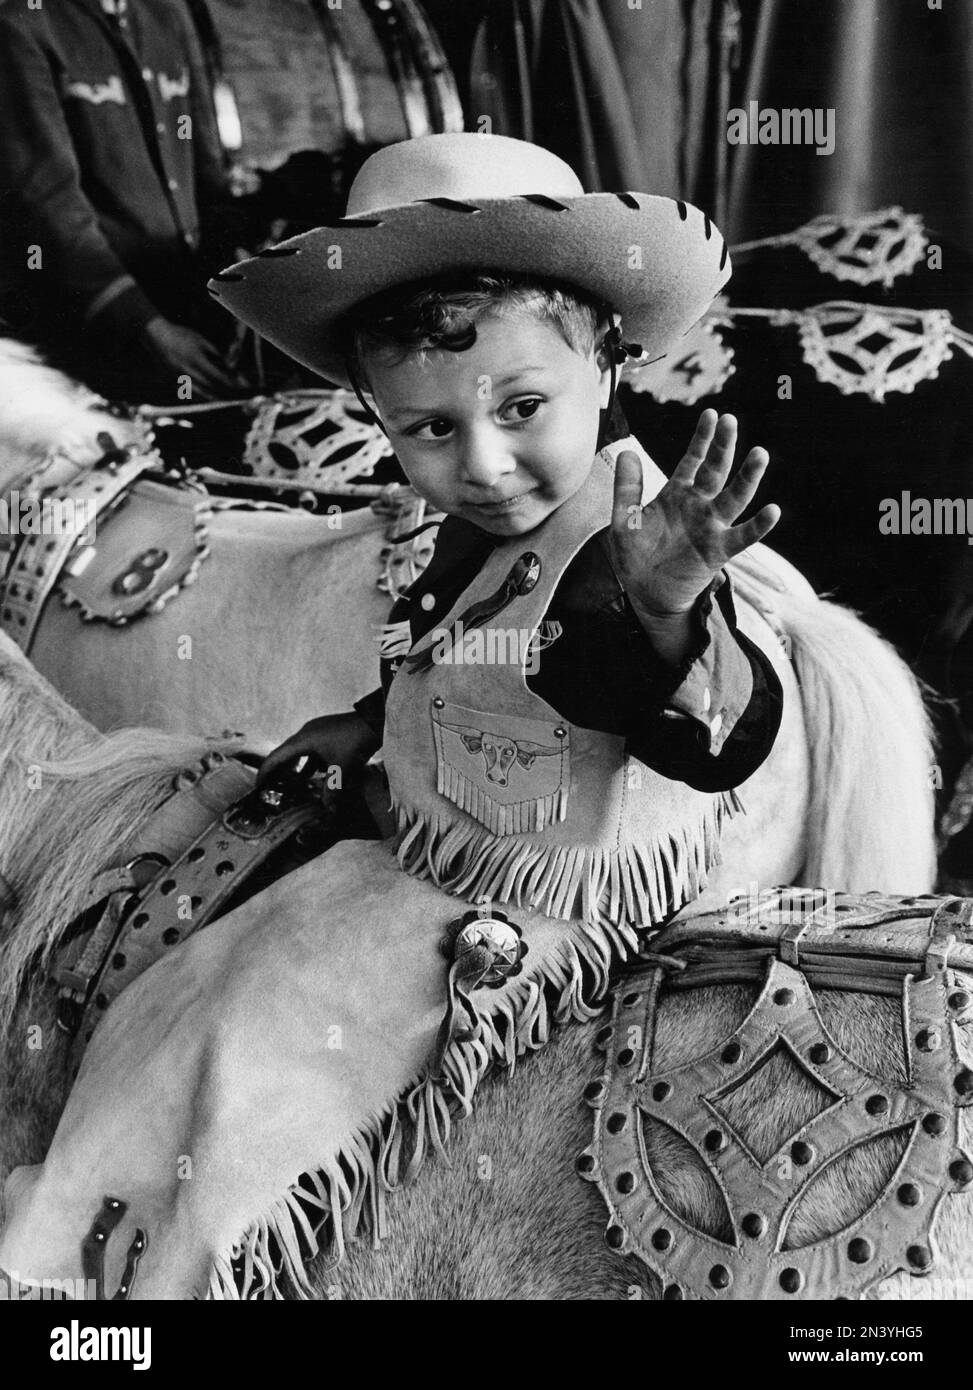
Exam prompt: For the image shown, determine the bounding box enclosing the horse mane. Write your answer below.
[0,631,240,1034]
[0,336,137,483]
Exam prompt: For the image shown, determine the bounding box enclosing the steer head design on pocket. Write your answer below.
[444,723,563,788]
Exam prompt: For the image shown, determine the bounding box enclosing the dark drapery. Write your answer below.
[728,0,973,248]
[422,0,726,203]
[425,0,973,254]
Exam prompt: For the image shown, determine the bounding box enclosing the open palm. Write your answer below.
[610,410,780,616]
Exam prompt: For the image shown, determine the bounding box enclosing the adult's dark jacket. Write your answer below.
[0,0,230,353]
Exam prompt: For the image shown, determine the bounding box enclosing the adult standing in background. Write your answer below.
[0,0,239,401]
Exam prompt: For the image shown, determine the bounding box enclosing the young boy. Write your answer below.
[0,137,787,1299]
[217,134,782,927]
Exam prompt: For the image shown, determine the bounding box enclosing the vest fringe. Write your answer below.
[433,763,568,837]
[200,892,676,1299]
[389,791,738,929]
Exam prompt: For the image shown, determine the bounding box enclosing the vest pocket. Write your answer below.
[431,699,570,836]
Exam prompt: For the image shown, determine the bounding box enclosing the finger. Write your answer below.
[611,449,644,539]
[713,447,770,521]
[254,744,299,788]
[670,408,719,485]
[693,413,738,497]
[722,503,781,557]
[193,354,237,391]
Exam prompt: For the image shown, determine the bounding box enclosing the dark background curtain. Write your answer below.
[728,0,973,250]
[424,0,973,259]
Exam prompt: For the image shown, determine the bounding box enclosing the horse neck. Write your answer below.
[0,641,236,1033]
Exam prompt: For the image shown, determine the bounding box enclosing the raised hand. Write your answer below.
[609,409,780,622]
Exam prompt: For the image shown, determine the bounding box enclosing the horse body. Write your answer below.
[30,500,390,748]
[315,982,973,1301]
[0,613,947,1300]
[0,348,951,1298]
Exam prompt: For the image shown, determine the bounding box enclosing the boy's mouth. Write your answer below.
[469,490,535,516]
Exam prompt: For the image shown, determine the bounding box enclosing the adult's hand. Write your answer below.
[141,316,237,399]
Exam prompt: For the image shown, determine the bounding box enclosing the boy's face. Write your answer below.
[364,315,612,536]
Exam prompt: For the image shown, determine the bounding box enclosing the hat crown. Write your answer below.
[346,133,585,216]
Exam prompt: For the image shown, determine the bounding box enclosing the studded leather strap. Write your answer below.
[579,889,973,1300]
[64,787,321,1073]
[0,449,159,654]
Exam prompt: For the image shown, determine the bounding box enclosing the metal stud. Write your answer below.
[651,1228,673,1252]
[809,1043,831,1065]
[954,1068,973,1096]
[652,1081,671,1101]
[866,1094,888,1116]
[606,1112,627,1135]
[662,1284,682,1300]
[615,1171,637,1195]
[791,1140,814,1165]
[915,1028,941,1053]
[897,1183,922,1206]
[949,1158,973,1185]
[949,991,972,1012]
[779,1268,802,1293]
[616,1047,635,1066]
[704,1129,727,1154]
[576,1152,596,1176]
[583,1080,604,1104]
[923,1112,947,1136]
[742,1212,765,1239]
[773,988,795,1006]
[847,1237,872,1263]
[709,1264,731,1289]
[605,1225,625,1250]
[907,1244,932,1270]
[594,1025,613,1050]
[721,1041,742,1064]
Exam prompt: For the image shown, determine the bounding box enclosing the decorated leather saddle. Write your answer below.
[580,889,973,1299]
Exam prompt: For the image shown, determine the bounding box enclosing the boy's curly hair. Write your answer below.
[342,272,607,384]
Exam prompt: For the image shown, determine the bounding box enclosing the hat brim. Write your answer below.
[209,193,730,389]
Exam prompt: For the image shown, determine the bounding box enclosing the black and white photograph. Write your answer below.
[0,0,970,1343]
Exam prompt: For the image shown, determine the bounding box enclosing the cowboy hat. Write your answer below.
[209,133,730,389]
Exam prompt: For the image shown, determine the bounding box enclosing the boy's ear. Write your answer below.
[595,336,614,409]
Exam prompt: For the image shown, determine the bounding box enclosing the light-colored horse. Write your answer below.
[0,340,399,747]
[0,630,964,1300]
[0,340,938,896]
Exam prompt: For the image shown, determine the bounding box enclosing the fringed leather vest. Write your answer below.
[383,442,738,928]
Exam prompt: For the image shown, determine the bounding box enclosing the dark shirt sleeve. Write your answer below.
[353,686,387,740]
[0,14,158,338]
[612,577,784,792]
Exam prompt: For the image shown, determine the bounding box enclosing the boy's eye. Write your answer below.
[410,418,453,441]
[501,397,542,423]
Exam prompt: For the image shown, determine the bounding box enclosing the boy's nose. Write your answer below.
[459,430,517,488]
